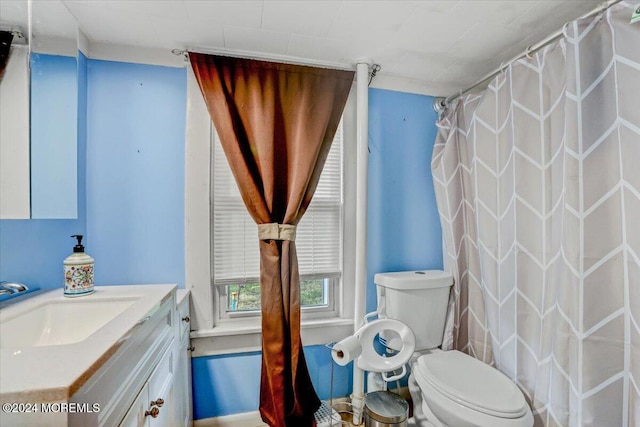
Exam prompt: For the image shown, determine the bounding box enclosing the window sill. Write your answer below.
[190,317,354,357]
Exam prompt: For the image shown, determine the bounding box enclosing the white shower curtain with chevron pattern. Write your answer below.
[432,3,640,426]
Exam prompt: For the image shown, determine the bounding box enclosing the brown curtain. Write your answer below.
[0,31,14,82]
[189,53,353,426]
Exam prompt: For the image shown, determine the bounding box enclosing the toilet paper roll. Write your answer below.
[331,335,362,366]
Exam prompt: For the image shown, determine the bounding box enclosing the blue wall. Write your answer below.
[86,60,186,287]
[192,346,353,419]
[366,88,443,313]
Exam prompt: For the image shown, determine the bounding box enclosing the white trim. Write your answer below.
[370,73,453,97]
[31,35,76,56]
[83,41,438,95]
[190,317,354,357]
[77,28,89,57]
[217,277,339,321]
[87,41,184,67]
[185,63,214,331]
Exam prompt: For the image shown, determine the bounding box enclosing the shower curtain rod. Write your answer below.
[172,47,355,71]
[434,0,623,113]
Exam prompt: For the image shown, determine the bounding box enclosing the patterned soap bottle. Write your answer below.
[64,235,95,297]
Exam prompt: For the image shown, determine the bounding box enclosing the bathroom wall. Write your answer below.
[85,59,186,288]
[0,58,442,420]
[366,88,443,312]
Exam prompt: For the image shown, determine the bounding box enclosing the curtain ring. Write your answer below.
[525,45,534,60]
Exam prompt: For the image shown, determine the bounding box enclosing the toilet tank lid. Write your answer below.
[374,270,453,290]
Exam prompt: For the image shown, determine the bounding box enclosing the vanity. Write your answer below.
[0,285,192,426]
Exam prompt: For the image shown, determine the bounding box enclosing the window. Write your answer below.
[185,67,356,352]
[212,122,344,321]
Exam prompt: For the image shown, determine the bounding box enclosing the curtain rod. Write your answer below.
[0,27,26,43]
[172,47,356,72]
[434,0,623,113]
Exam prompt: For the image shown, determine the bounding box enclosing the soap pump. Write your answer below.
[64,234,95,297]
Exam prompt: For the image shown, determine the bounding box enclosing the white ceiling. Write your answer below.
[9,0,605,96]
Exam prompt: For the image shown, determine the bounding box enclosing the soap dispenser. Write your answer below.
[64,235,95,297]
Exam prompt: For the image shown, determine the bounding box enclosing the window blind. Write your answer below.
[213,122,343,285]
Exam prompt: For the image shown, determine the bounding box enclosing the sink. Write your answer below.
[0,298,136,348]
[0,285,176,409]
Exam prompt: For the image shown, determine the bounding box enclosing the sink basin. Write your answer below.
[0,298,136,348]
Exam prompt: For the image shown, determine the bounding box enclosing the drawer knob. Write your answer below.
[182,316,190,323]
[151,398,165,407]
[145,407,160,418]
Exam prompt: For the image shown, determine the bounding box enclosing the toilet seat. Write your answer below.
[355,318,416,373]
[414,350,529,419]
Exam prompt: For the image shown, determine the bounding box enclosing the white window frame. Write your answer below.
[217,276,339,321]
[185,64,356,356]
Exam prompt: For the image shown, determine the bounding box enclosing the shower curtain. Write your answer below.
[432,3,640,426]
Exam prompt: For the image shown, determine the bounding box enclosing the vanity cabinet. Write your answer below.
[0,285,190,427]
[70,293,175,427]
[120,342,175,427]
[116,290,192,427]
[67,288,194,427]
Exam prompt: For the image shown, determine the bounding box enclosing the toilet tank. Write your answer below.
[374,270,453,351]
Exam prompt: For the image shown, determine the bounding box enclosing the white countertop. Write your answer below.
[0,285,176,402]
[176,288,190,307]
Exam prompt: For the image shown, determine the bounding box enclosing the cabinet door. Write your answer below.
[149,372,174,427]
[119,383,149,427]
[175,332,193,426]
[148,343,174,427]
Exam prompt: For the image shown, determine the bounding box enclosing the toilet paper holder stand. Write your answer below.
[329,311,415,383]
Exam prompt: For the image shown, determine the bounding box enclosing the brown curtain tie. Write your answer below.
[258,223,297,241]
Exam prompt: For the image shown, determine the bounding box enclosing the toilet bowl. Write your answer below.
[374,271,533,427]
[409,350,533,427]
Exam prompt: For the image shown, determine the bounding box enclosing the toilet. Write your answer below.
[374,270,533,427]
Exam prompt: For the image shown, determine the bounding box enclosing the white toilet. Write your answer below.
[374,270,533,427]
